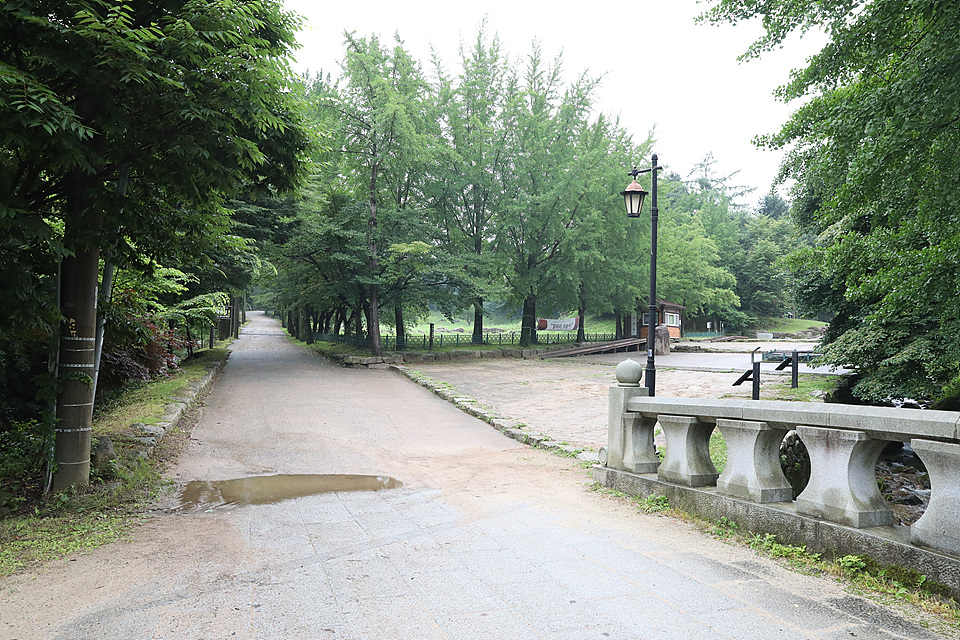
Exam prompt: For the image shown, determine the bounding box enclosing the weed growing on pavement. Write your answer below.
[637,495,670,514]
[709,520,960,629]
[590,481,959,630]
[589,483,676,517]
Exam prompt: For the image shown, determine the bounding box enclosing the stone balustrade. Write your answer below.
[602,366,960,562]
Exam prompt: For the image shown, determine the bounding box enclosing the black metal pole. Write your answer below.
[792,350,799,389]
[646,154,659,396]
[752,360,761,400]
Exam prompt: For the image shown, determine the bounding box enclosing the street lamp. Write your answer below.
[621,153,662,396]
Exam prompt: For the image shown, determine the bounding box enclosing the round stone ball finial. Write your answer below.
[615,359,643,387]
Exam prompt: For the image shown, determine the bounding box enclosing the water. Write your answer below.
[176,474,403,509]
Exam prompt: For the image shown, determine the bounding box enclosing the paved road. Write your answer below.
[0,312,949,639]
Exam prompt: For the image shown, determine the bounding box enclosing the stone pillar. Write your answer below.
[715,419,792,503]
[657,415,718,487]
[910,439,960,557]
[605,386,651,472]
[605,359,654,472]
[795,426,892,528]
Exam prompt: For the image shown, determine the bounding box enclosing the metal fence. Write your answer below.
[314,331,617,351]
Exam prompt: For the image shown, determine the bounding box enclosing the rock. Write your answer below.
[90,436,116,474]
[779,430,811,499]
[654,325,671,356]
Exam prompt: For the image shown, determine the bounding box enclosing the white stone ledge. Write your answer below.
[624,396,959,442]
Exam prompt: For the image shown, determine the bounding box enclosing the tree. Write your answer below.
[494,47,611,347]
[702,0,960,403]
[429,26,512,343]
[1,0,311,488]
[324,33,436,357]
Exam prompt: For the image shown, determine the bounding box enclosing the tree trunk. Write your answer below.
[52,93,103,491]
[472,297,484,344]
[232,297,240,339]
[299,306,313,344]
[577,283,586,343]
[52,242,99,491]
[615,309,623,340]
[394,304,405,351]
[520,295,537,347]
[367,165,383,357]
[355,300,364,337]
[333,307,344,335]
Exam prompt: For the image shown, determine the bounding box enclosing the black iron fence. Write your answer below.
[313,331,616,351]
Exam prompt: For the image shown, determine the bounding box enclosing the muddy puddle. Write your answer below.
[175,474,403,510]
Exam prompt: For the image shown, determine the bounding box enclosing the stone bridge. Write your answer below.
[595,360,960,597]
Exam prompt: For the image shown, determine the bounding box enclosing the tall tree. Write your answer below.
[1,0,311,489]
[429,26,511,343]
[495,47,609,347]
[327,33,434,357]
[703,0,960,403]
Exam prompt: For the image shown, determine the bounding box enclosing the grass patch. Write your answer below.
[94,347,228,437]
[753,317,827,333]
[0,347,224,578]
[763,375,841,402]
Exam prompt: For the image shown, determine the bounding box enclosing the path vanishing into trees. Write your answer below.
[0,312,949,639]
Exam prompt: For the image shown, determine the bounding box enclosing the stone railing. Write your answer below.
[600,361,960,562]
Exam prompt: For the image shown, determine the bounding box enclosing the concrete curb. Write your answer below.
[122,354,229,460]
[391,365,595,462]
[327,344,572,368]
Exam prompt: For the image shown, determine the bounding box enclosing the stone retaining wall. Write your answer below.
[330,346,563,367]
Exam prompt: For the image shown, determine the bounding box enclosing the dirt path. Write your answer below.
[406,358,774,452]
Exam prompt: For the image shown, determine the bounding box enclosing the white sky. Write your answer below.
[283,0,825,207]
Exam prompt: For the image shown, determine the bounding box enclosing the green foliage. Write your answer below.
[637,494,671,514]
[703,0,960,402]
[839,554,868,575]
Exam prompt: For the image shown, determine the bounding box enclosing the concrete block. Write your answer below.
[741,401,826,432]
[401,352,424,363]
[795,426,893,528]
[827,404,956,442]
[657,414,719,487]
[911,439,960,557]
[715,419,792,503]
[501,348,522,358]
[627,397,745,422]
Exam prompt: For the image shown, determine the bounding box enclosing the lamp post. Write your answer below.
[621,153,662,396]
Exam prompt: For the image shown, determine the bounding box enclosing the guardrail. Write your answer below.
[599,361,960,591]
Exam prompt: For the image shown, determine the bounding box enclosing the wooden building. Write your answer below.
[629,300,685,339]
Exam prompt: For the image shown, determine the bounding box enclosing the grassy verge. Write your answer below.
[753,317,828,333]
[0,346,227,578]
[591,483,960,632]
